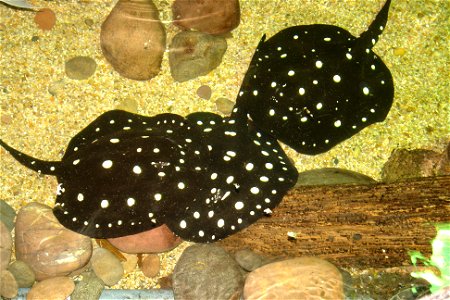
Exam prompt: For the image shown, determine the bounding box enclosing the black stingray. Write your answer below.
[0,110,298,242]
[235,0,394,154]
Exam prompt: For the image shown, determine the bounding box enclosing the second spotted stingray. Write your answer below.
[236,0,394,154]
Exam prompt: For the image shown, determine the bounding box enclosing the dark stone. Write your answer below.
[0,200,16,232]
[8,260,35,288]
[65,56,97,80]
[234,249,267,272]
[169,31,227,82]
[173,244,244,300]
[71,271,105,300]
[295,168,376,187]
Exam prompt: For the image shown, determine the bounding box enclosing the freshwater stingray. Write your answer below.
[235,0,394,154]
[0,110,298,242]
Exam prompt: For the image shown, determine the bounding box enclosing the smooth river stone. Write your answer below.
[0,269,18,299]
[172,0,240,35]
[108,224,183,253]
[27,276,75,300]
[173,244,244,300]
[0,221,12,271]
[100,0,166,80]
[91,248,124,286]
[7,260,35,288]
[0,200,16,232]
[243,257,344,300]
[14,202,92,281]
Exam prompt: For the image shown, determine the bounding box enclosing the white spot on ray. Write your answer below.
[178,182,185,189]
[180,220,187,229]
[334,120,342,127]
[101,199,109,208]
[73,159,80,165]
[250,187,260,194]
[102,160,113,169]
[199,230,205,237]
[363,87,370,95]
[333,75,341,82]
[298,88,305,95]
[245,163,254,171]
[193,212,200,219]
[127,198,135,207]
[235,201,244,210]
[77,193,84,202]
[110,138,119,143]
[133,165,142,174]
[217,219,225,228]
[288,70,295,76]
[269,109,275,116]
[315,60,323,68]
[154,193,162,201]
[226,176,234,184]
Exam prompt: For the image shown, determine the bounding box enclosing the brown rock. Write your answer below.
[0,221,12,271]
[121,252,138,274]
[15,203,92,281]
[172,0,240,35]
[108,224,182,254]
[243,257,344,300]
[100,0,166,80]
[139,254,160,278]
[197,85,212,100]
[34,8,56,31]
[0,270,18,299]
[381,147,450,182]
[91,248,124,286]
[27,276,74,300]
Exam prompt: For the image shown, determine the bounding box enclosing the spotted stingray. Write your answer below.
[0,109,298,242]
[1,1,394,243]
[236,0,394,154]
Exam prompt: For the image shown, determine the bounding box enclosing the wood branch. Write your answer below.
[218,175,450,268]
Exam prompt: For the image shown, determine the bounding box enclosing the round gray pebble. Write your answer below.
[8,260,35,288]
[91,248,123,286]
[65,56,97,80]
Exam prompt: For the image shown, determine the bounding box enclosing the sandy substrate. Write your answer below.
[0,0,448,289]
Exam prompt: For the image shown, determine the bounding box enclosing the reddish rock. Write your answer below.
[0,270,18,299]
[172,0,240,35]
[139,254,160,278]
[243,257,344,300]
[34,8,56,31]
[0,221,12,271]
[108,224,182,254]
[100,0,166,80]
[15,203,92,281]
[27,276,74,300]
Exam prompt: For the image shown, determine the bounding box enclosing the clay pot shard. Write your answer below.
[100,0,166,81]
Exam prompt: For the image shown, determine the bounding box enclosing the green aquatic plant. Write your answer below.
[409,223,450,293]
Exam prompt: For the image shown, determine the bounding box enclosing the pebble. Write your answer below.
[215,97,235,115]
[121,252,138,274]
[234,249,268,272]
[393,47,407,56]
[0,269,18,299]
[0,221,12,271]
[100,0,166,80]
[91,248,124,286]
[169,31,227,82]
[196,85,212,100]
[1,114,12,125]
[295,168,377,187]
[65,56,97,80]
[173,244,244,300]
[140,254,160,278]
[15,202,92,280]
[34,8,56,31]
[108,224,182,254]
[381,147,449,182]
[48,79,65,97]
[8,260,35,288]
[27,276,75,300]
[243,257,344,300]
[172,0,240,35]
[115,97,138,114]
[0,200,16,232]
[71,271,105,300]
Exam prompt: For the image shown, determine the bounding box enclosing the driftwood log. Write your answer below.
[218,175,450,268]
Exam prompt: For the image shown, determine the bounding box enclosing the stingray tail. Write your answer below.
[353,0,391,55]
[0,139,61,176]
